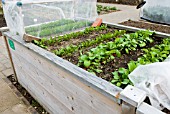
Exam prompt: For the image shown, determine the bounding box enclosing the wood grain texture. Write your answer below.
[9,39,122,114]
[4,21,169,114]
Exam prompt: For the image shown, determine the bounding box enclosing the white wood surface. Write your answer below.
[136,103,165,114]
[4,21,169,114]
[9,39,122,114]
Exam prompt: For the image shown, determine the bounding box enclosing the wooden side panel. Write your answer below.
[9,39,122,114]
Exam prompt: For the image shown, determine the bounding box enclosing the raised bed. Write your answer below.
[1,22,169,114]
[97,0,141,5]
[120,20,170,34]
[97,4,118,15]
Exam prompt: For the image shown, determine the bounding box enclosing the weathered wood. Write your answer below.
[3,21,169,114]
[122,102,135,114]
[136,103,165,114]
[120,85,146,107]
[9,38,122,114]
[23,34,40,42]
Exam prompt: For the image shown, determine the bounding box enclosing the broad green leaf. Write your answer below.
[34,40,40,45]
[111,79,118,84]
[96,69,103,73]
[84,60,91,68]
[118,68,126,74]
[125,48,129,54]
[80,55,88,61]
[110,55,115,60]
[128,61,137,72]
[116,50,121,57]
[121,79,130,85]
[142,49,149,53]
[139,42,146,47]
[116,82,122,87]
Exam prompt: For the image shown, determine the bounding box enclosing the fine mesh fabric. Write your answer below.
[2,0,98,38]
[140,0,170,25]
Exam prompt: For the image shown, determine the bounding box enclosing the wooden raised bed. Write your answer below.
[1,22,168,114]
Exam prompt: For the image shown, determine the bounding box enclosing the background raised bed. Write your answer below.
[120,20,170,34]
[97,0,141,5]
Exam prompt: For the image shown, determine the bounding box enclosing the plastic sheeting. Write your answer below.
[129,55,170,110]
[2,0,97,38]
[140,0,170,25]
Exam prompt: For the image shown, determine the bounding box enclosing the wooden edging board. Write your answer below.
[2,22,168,114]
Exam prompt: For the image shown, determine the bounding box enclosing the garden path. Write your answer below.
[0,37,37,114]
[98,3,140,23]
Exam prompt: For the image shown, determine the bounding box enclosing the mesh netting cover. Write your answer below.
[2,0,98,38]
[140,0,170,25]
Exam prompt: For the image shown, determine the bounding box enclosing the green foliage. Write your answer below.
[54,29,125,56]
[111,38,170,88]
[26,20,92,37]
[33,38,48,49]
[26,19,74,33]
[111,68,131,87]
[34,24,169,89]
[97,5,117,14]
[78,30,154,76]
[33,25,108,49]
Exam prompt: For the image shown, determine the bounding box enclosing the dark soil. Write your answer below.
[45,26,163,88]
[98,10,119,15]
[120,20,170,34]
[64,36,162,85]
[48,28,116,52]
[0,14,6,27]
[97,0,141,5]
[8,75,49,114]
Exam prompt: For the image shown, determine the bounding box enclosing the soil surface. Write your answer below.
[64,36,162,88]
[97,0,141,5]
[99,10,119,15]
[44,26,163,89]
[8,75,49,114]
[120,20,170,34]
[0,14,6,27]
[48,28,116,51]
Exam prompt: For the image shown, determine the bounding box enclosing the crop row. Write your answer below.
[111,38,170,87]
[34,25,170,89]
[53,30,126,56]
[27,20,91,37]
[25,19,74,33]
[78,30,154,75]
[33,25,108,48]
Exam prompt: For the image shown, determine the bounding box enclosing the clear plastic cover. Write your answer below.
[140,0,170,24]
[2,0,97,38]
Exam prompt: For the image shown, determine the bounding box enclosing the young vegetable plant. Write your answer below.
[97,5,117,14]
[111,38,170,88]
[78,30,154,75]
[27,20,92,37]
[54,30,126,57]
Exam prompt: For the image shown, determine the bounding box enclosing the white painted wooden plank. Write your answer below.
[14,63,74,114]
[136,103,165,114]
[12,54,100,114]
[10,40,122,114]
[10,38,122,103]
